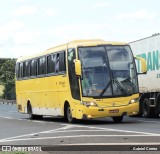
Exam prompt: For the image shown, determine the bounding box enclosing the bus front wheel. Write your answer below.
[65,104,75,123]
[112,116,123,123]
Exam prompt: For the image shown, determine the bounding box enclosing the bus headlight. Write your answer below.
[81,101,98,107]
[129,98,139,104]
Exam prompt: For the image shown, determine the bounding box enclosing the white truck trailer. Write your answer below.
[129,34,160,117]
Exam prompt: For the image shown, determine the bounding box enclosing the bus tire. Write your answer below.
[65,104,75,123]
[112,116,123,123]
[28,103,36,120]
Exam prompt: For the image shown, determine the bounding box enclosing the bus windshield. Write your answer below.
[78,46,138,97]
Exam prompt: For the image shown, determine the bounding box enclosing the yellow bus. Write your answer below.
[15,39,146,123]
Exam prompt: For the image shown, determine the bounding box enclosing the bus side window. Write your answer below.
[31,59,37,76]
[55,53,59,73]
[25,61,30,77]
[59,51,66,73]
[23,61,26,77]
[47,54,56,74]
[16,63,20,79]
[38,56,46,75]
[19,62,23,78]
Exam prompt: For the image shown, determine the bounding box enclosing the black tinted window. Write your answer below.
[38,57,46,75]
[16,63,20,79]
[47,54,56,74]
[20,62,23,78]
[25,61,30,77]
[23,62,26,77]
[59,52,66,72]
[31,59,37,76]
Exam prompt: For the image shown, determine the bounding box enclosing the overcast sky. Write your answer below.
[0,0,159,58]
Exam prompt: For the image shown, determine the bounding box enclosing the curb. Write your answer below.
[0,99,16,105]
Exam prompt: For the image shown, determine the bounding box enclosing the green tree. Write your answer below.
[0,59,16,83]
[2,80,16,100]
[0,59,16,100]
[0,58,10,67]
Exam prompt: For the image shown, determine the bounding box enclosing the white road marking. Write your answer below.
[8,111,18,113]
[1,123,160,143]
[0,115,54,124]
[0,115,27,121]
[0,125,74,142]
[43,130,122,133]
[0,116,16,120]
[61,124,160,136]
[41,125,75,134]
[44,129,160,133]
[1,134,160,143]
[1,115,160,144]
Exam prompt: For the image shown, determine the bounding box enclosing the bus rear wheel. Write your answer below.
[112,116,123,123]
[65,104,75,123]
[28,104,35,119]
[28,104,42,120]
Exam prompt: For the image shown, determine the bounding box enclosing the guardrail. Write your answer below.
[0,99,16,105]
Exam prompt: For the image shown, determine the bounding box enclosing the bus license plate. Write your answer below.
[109,109,119,113]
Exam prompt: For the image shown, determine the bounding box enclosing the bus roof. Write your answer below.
[17,39,127,62]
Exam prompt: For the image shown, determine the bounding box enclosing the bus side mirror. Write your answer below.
[74,59,82,76]
[135,57,147,74]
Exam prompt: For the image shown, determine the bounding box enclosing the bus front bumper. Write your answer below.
[75,103,139,119]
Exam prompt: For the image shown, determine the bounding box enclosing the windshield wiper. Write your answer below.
[114,78,128,95]
[99,81,111,97]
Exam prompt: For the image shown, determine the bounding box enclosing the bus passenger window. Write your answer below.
[23,62,26,77]
[38,57,46,75]
[16,63,20,79]
[59,52,66,72]
[20,62,23,78]
[47,54,56,74]
[25,61,30,77]
[30,59,37,76]
[55,53,59,73]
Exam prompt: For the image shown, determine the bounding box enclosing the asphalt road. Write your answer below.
[0,102,160,153]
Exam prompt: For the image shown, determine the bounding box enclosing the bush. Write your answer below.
[2,80,16,100]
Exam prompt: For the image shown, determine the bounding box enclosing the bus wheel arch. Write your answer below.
[27,101,43,120]
[27,100,31,114]
[27,101,34,119]
[27,100,40,120]
[64,101,75,123]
